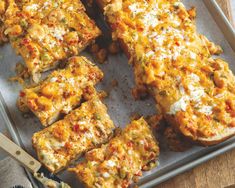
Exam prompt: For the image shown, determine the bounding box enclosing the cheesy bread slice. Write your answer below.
[96,0,235,145]
[19,56,103,126]
[70,118,159,188]
[32,98,115,173]
[2,0,101,81]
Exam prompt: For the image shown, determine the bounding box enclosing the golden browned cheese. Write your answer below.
[70,118,159,188]
[32,98,115,173]
[97,0,235,143]
[1,0,101,81]
[19,56,103,126]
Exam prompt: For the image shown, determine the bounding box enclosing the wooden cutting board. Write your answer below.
[156,1,235,188]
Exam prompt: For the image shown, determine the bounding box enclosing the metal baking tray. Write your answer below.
[0,0,234,187]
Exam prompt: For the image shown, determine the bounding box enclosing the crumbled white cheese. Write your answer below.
[42,2,49,9]
[62,105,72,114]
[158,71,165,76]
[139,140,145,145]
[172,51,180,60]
[142,11,158,28]
[106,160,116,167]
[157,53,168,61]
[51,141,65,149]
[49,27,66,41]
[215,93,224,98]
[25,4,39,11]
[171,19,181,26]
[102,172,110,178]
[53,2,59,8]
[145,50,155,57]
[149,32,158,38]
[188,85,205,103]
[198,105,213,116]
[175,76,181,82]
[192,115,197,119]
[48,40,57,48]
[155,36,165,45]
[50,77,57,82]
[67,6,74,11]
[68,78,75,85]
[85,132,94,139]
[189,73,200,82]
[179,84,185,95]
[168,96,189,115]
[78,120,87,125]
[189,51,197,59]
[41,150,59,167]
[59,83,65,88]
[128,3,144,16]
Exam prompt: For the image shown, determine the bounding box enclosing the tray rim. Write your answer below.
[0,0,234,187]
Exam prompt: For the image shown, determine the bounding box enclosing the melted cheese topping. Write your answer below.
[19,56,103,126]
[70,118,159,188]
[102,0,235,140]
[1,0,100,80]
[32,98,114,173]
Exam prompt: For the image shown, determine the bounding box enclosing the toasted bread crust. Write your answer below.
[166,114,235,146]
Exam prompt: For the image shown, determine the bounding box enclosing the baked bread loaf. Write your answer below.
[95,0,235,145]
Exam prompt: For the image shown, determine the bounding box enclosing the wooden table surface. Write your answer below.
[157,1,235,188]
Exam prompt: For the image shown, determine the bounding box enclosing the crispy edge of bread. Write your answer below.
[166,115,235,146]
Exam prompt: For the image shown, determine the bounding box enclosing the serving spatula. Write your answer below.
[0,132,71,188]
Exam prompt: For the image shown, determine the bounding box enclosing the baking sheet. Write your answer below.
[0,0,234,187]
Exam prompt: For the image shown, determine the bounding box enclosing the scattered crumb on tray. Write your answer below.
[98,90,108,99]
[89,43,108,64]
[108,41,120,55]
[111,79,118,87]
[89,40,120,64]
[9,62,30,85]
[95,48,108,64]
[17,96,29,113]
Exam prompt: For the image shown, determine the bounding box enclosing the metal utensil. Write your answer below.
[0,132,71,188]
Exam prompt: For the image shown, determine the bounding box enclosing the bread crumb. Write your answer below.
[111,79,118,87]
[108,41,120,54]
[9,62,30,85]
[98,90,108,99]
[95,48,108,64]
